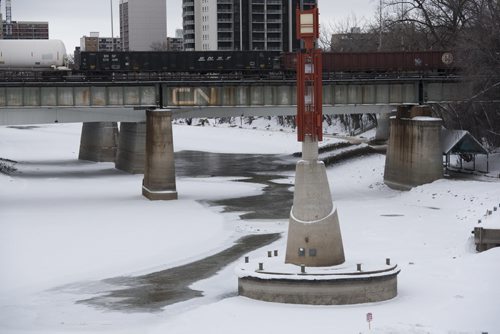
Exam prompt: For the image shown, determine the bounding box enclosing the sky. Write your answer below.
[0,0,379,52]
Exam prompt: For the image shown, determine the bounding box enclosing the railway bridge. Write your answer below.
[0,76,466,125]
[0,75,470,199]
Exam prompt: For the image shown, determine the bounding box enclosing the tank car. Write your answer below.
[0,39,67,69]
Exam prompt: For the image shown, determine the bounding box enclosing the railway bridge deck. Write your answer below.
[0,76,466,126]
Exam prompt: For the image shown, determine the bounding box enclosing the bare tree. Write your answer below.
[320,15,377,51]
[383,0,476,49]
[452,0,500,146]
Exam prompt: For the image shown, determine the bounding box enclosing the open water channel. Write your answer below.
[79,151,297,312]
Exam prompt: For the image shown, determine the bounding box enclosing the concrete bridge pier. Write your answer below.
[115,122,146,174]
[374,112,392,142]
[142,109,177,201]
[78,122,119,162]
[384,105,443,190]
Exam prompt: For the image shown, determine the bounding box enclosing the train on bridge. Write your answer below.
[0,39,456,82]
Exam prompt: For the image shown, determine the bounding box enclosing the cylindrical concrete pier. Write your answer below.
[384,106,443,190]
[78,122,119,162]
[142,109,177,201]
[115,122,146,174]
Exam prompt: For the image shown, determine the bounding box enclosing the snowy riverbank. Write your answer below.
[1,123,499,333]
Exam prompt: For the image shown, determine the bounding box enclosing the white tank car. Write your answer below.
[0,39,67,69]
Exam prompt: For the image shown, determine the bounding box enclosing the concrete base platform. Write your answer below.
[142,185,178,201]
[237,254,400,305]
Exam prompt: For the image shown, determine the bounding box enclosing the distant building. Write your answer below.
[330,28,378,52]
[119,0,167,51]
[175,28,183,39]
[80,32,122,52]
[182,0,316,52]
[80,32,99,51]
[166,37,183,51]
[0,14,3,39]
[1,20,48,39]
[99,36,122,51]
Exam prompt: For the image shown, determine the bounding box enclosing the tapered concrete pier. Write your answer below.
[78,122,119,162]
[142,109,177,201]
[285,137,345,266]
[238,5,399,305]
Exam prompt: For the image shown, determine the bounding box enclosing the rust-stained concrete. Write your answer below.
[384,106,443,190]
[142,110,177,201]
[78,122,119,162]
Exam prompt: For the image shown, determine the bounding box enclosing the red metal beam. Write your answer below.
[296,7,323,142]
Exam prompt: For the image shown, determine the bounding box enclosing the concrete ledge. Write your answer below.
[237,255,400,305]
[474,227,500,252]
[382,179,413,191]
[142,186,178,201]
[238,270,399,305]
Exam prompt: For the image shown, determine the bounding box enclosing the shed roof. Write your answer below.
[441,128,488,155]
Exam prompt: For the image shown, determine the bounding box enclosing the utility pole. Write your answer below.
[6,0,11,37]
[378,0,383,51]
[0,0,3,39]
[110,0,115,51]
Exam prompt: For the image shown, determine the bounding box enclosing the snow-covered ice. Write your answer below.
[1,123,499,334]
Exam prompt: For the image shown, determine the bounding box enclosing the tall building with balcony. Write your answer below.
[182,0,196,50]
[119,0,167,51]
[182,0,316,51]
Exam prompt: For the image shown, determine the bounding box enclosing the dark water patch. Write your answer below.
[78,233,281,313]
[0,158,17,175]
[175,151,296,220]
[208,174,293,220]
[380,214,405,217]
[7,125,40,130]
[175,150,295,178]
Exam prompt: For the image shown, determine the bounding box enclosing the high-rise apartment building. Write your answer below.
[182,0,316,51]
[119,0,167,51]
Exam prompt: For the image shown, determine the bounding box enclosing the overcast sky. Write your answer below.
[1,0,378,52]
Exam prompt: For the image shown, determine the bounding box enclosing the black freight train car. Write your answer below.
[78,51,282,78]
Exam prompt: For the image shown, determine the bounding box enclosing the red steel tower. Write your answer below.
[296,6,322,142]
